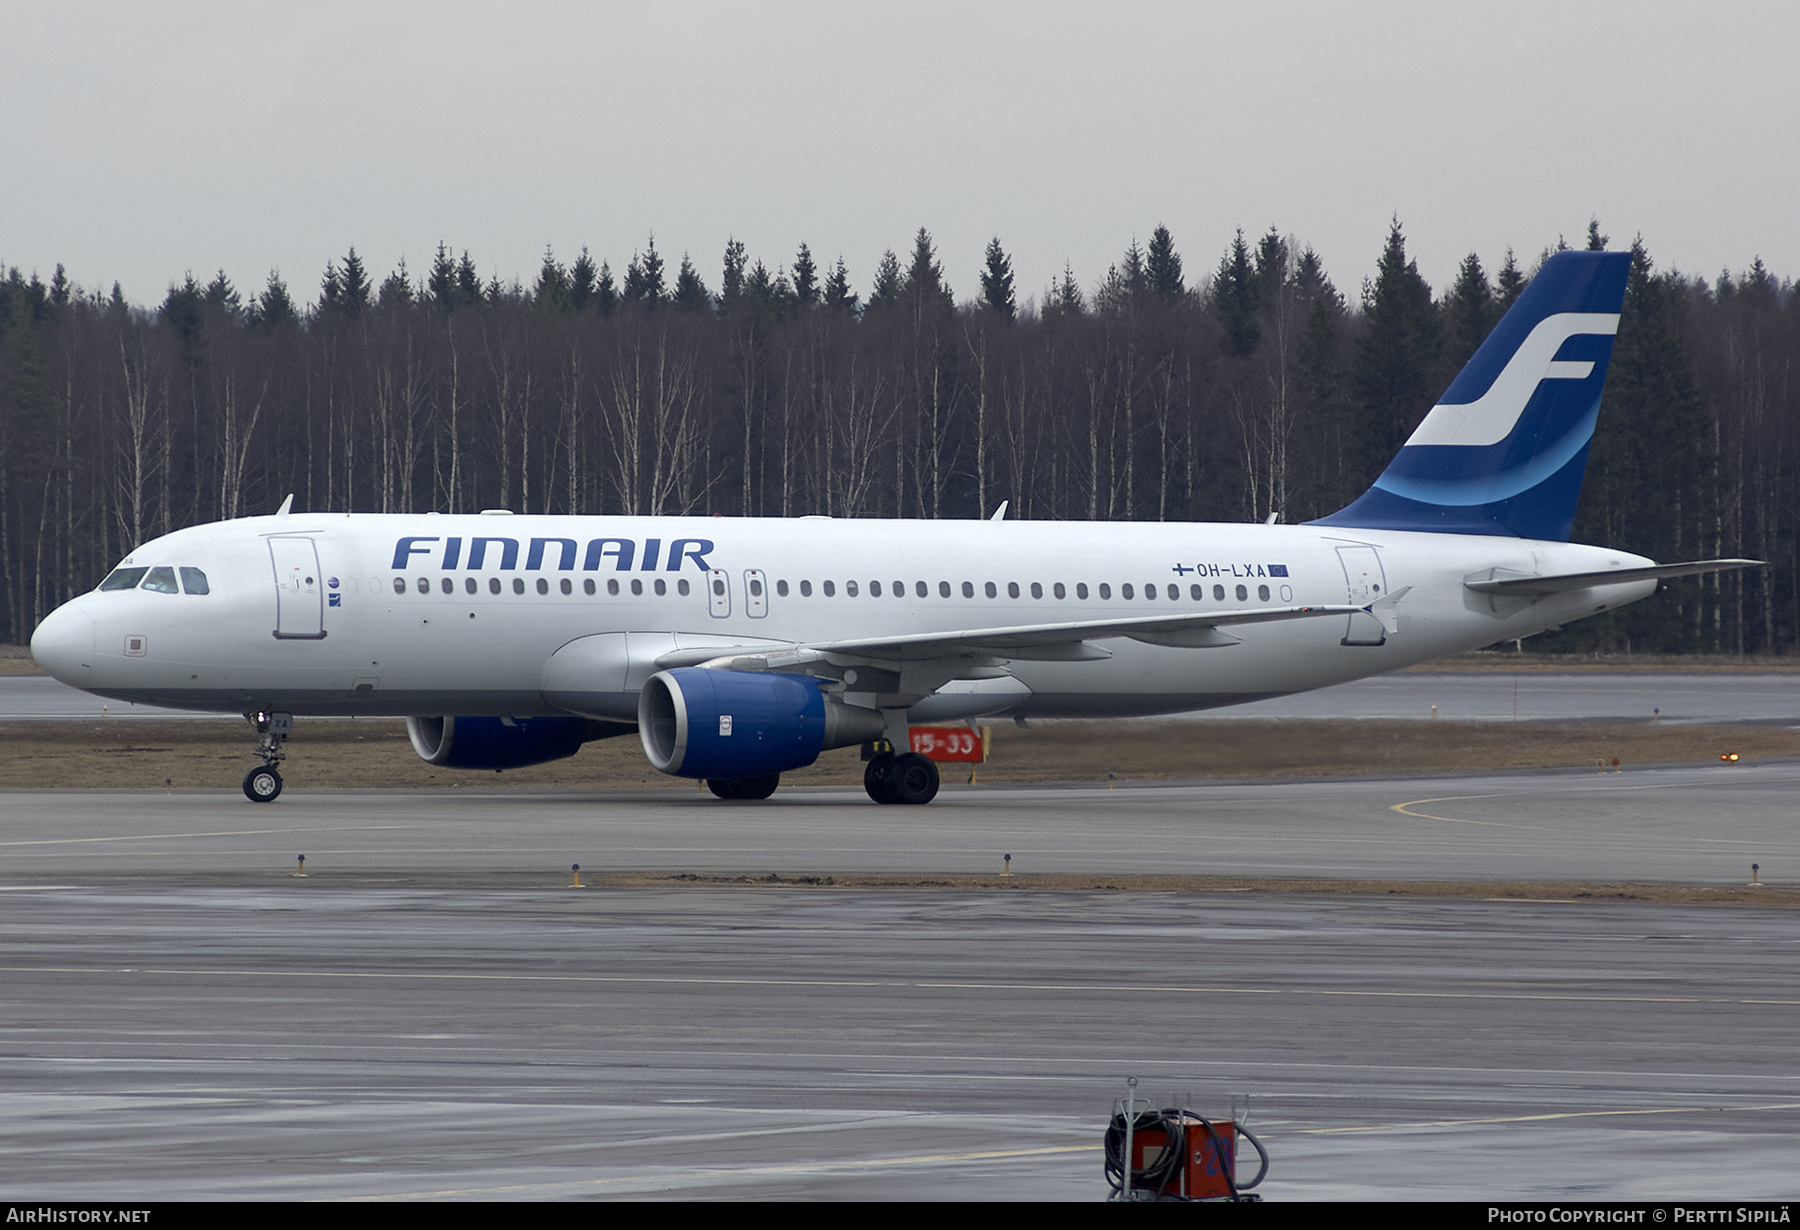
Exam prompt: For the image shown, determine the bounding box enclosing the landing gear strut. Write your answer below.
[864,746,939,805]
[243,711,292,803]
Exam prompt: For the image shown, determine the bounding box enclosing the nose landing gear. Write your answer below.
[243,711,292,802]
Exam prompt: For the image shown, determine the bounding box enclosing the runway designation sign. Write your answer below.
[909,726,986,762]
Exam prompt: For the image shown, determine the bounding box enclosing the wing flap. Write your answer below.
[809,604,1364,662]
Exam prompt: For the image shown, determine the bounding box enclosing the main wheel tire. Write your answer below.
[243,765,283,803]
[889,752,939,805]
[863,753,897,805]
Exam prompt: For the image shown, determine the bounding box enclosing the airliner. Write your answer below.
[28,251,1755,805]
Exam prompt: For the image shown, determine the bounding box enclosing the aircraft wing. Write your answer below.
[1463,559,1761,596]
[806,603,1366,662]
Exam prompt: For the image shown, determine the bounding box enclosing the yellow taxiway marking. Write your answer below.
[1303,1101,1800,1134]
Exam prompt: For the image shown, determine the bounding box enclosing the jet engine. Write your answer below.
[638,668,884,780]
[405,715,599,771]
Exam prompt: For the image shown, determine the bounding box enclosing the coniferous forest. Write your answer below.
[1,220,1795,654]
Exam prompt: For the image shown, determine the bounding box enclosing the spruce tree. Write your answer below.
[901,228,953,312]
[338,248,371,317]
[792,242,819,309]
[979,237,1016,321]
[720,238,747,312]
[1351,220,1440,472]
[252,271,296,330]
[672,253,711,312]
[533,246,570,311]
[428,243,457,311]
[1212,230,1261,355]
[454,251,482,307]
[1146,225,1184,301]
[867,249,902,312]
[1442,252,1495,371]
[1495,248,1527,311]
[623,236,666,306]
[568,248,598,311]
[822,256,858,315]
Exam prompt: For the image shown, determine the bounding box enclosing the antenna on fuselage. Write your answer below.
[990,501,1008,522]
[275,493,294,516]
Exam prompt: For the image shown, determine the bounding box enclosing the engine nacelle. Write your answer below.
[638,668,884,779]
[405,715,593,771]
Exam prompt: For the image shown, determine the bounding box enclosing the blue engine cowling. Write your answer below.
[405,715,593,771]
[638,668,884,779]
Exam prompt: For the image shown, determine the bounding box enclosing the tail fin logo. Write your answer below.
[1310,249,1633,541]
[1404,312,1620,448]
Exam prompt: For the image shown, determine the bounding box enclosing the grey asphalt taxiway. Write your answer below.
[3,766,1797,1201]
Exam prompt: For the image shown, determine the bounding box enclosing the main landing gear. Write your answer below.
[864,745,939,806]
[243,710,292,803]
[706,774,781,800]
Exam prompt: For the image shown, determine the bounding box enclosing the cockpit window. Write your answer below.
[141,566,180,594]
[179,567,210,595]
[99,567,149,591]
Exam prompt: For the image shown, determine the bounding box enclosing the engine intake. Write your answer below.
[638,668,884,779]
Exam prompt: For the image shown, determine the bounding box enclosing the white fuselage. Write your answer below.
[30,512,1657,723]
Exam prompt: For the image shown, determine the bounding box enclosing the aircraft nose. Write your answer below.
[30,601,95,686]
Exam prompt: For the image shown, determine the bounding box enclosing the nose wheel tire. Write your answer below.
[243,765,283,802]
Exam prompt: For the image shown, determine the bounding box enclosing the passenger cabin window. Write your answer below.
[1258,584,1270,601]
[678,579,690,596]
[1213,584,1225,601]
[393,577,406,595]
[1121,583,1134,600]
[490,577,502,595]
[984,582,997,598]
[962,582,974,598]
[416,576,430,594]
[100,567,149,591]
[1076,583,1088,599]
[1235,584,1248,601]
[823,580,835,597]
[441,578,454,595]
[514,578,526,595]
[465,577,478,595]
[179,567,210,595]
[799,580,812,597]
[1098,583,1111,599]
[937,581,950,598]
[845,580,858,597]
[776,580,789,597]
[585,579,596,595]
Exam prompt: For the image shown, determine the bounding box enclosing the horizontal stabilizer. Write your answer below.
[1463,559,1762,595]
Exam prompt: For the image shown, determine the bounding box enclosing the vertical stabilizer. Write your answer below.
[1312,250,1632,540]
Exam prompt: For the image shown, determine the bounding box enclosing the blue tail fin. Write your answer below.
[1312,250,1632,541]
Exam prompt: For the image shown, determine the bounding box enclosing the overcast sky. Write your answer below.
[4,1,1794,310]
